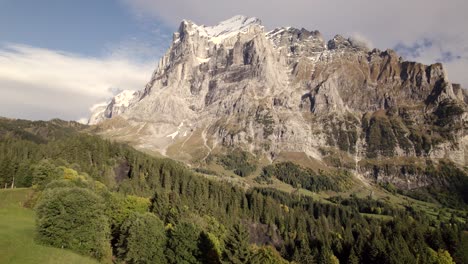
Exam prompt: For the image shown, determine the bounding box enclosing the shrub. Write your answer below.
[117,212,166,264]
[250,245,288,264]
[35,187,112,262]
[218,150,257,177]
[259,162,346,192]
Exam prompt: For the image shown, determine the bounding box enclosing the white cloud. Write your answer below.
[0,44,155,121]
[3,1,467,122]
[77,118,89,124]
[395,35,468,88]
[121,0,466,43]
[122,0,468,87]
[348,32,374,50]
[445,59,468,91]
[103,28,170,63]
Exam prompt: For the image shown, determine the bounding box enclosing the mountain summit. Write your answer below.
[180,15,262,44]
[91,15,467,190]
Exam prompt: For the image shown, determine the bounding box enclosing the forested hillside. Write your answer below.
[0,118,467,263]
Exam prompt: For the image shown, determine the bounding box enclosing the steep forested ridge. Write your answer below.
[0,118,467,263]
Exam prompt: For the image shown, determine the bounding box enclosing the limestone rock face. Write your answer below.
[93,16,467,189]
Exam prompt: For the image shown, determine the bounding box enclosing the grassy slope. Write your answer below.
[0,188,98,264]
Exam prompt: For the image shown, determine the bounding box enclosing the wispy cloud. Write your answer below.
[394,35,468,87]
[0,44,154,121]
[102,25,171,63]
[394,39,433,59]
[3,1,467,122]
[120,0,466,42]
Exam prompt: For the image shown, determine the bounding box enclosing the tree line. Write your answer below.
[0,119,466,263]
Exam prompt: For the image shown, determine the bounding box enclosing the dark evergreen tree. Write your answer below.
[250,245,288,264]
[198,231,222,264]
[150,190,170,221]
[319,247,339,264]
[222,223,251,264]
[166,222,201,264]
[348,248,359,264]
[117,212,166,264]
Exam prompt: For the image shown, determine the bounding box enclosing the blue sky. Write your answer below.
[0,0,172,121]
[0,0,467,121]
[0,0,170,58]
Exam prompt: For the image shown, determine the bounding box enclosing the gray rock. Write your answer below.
[91,16,467,189]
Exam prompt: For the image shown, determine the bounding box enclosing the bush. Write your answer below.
[31,160,64,188]
[259,162,346,192]
[434,100,464,126]
[217,150,257,177]
[117,212,166,264]
[250,245,288,264]
[35,187,112,262]
[365,115,397,158]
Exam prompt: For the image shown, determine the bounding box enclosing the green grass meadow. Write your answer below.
[0,188,98,264]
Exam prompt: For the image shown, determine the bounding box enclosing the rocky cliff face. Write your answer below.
[93,15,467,190]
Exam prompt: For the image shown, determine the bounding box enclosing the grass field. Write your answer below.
[0,188,98,264]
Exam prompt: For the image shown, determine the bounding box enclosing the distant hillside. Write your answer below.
[0,117,87,143]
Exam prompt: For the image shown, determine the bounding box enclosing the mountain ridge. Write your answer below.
[90,15,467,190]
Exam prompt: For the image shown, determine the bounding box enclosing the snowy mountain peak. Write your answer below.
[87,90,138,125]
[112,90,138,108]
[202,15,261,37]
[180,15,262,44]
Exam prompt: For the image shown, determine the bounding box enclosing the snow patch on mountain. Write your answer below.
[166,121,187,140]
[87,90,138,125]
[113,90,138,108]
[87,103,109,125]
[196,57,211,64]
[184,15,262,44]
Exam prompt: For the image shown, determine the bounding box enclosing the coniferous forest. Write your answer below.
[0,118,467,264]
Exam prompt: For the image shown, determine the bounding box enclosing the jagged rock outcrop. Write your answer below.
[92,15,467,189]
[88,90,139,125]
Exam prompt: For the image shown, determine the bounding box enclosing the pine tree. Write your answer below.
[222,223,251,264]
[150,190,170,221]
[348,248,359,264]
[428,248,456,264]
[15,160,32,187]
[117,212,166,264]
[166,222,201,264]
[319,247,339,264]
[250,245,289,264]
[198,231,222,264]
